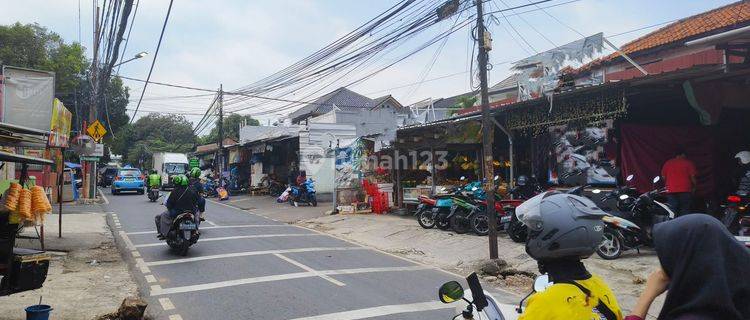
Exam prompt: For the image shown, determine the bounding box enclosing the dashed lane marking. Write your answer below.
[274,253,345,286]
[143,247,365,267]
[168,315,183,320]
[145,275,157,283]
[205,220,217,226]
[133,233,321,248]
[150,265,429,296]
[287,301,454,320]
[159,298,175,311]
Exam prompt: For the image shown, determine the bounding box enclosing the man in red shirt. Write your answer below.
[660,149,697,215]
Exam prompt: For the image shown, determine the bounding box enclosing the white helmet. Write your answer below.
[736,151,750,165]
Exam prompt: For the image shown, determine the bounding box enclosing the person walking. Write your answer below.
[661,149,697,215]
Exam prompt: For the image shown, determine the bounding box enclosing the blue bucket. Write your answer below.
[25,304,52,320]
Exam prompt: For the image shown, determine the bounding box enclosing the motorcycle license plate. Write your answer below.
[500,216,511,224]
[180,223,197,230]
[736,236,750,243]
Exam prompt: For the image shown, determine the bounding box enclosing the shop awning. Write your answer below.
[64,162,82,169]
[0,150,53,165]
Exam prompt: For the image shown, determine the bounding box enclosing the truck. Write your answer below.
[152,152,190,189]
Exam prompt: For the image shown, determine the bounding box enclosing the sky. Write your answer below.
[0,0,737,134]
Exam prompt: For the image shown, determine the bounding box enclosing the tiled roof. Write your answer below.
[617,1,750,56]
[488,74,518,92]
[584,1,750,69]
[289,87,374,122]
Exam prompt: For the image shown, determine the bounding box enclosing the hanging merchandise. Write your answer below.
[3,182,22,212]
[17,188,32,221]
[30,186,52,222]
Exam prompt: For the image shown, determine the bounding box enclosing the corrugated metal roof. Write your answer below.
[288,87,375,122]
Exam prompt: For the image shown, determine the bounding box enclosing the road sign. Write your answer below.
[87,120,107,142]
[83,143,104,157]
[80,156,100,161]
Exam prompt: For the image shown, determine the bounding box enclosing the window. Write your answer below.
[164,163,188,174]
[119,169,141,177]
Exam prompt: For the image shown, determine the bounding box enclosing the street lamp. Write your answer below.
[113,51,148,67]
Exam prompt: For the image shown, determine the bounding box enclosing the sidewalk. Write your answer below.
[2,204,138,320]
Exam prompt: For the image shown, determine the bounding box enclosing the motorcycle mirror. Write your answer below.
[438,281,464,304]
[619,194,630,200]
[652,176,660,184]
[493,175,499,181]
[591,189,602,194]
[460,176,466,181]
[626,174,634,182]
[533,274,552,292]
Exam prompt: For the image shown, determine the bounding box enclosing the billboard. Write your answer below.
[48,98,72,147]
[1,66,55,131]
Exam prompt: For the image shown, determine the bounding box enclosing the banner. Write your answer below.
[335,138,365,188]
[48,98,72,147]
[1,66,55,131]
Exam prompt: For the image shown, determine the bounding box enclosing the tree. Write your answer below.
[448,95,478,116]
[199,114,260,145]
[111,114,196,167]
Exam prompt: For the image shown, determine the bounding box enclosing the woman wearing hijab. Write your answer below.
[625,214,750,320]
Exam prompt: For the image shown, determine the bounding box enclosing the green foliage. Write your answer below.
[199,113,259,144]
[448,95,478,116]
[112,114,196,167]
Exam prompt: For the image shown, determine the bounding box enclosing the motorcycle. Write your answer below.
[438,272,513,320]
[720,191,750,247]
[289,178,317,207]
[416,176,470,230]
[165,211,200,256]
[595,176,675,260]
[147,187,160,202]
[448,176,526,236]
[428,180,483,231]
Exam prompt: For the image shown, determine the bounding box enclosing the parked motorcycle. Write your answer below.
[147,187,160,202]
[289,178,317,207]
[428,180,483,231]
[720,191,750,247]
[417,176,470,230]
[447,176,520,235]
[595,176,675,260]
[165,211,200,256]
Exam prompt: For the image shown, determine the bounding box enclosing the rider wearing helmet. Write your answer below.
[188,167,206,221]
[155,174,204,239]
[517,191,622,320]
[147,169,161,192]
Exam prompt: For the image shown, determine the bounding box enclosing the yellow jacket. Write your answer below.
[519,274,623,320]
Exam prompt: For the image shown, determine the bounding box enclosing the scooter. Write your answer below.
[165,210,200,256]
[448,176,526,236]
[416,176,469,230]
[595,176,675,260]
[147,187,160,202]
[289,178,317,207]
[429,180,483,231]
[437,272,514,320]
[720,191,750,247]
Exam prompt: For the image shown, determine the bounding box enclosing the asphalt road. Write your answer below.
[103,190,519,320]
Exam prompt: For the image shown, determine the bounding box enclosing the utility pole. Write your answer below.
[85,4,102,199]
[217,84,224,176]
[475,0,498,259]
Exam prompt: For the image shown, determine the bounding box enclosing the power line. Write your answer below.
[130,0,174,123]
[120,75,217,92]
[116,0,139,75]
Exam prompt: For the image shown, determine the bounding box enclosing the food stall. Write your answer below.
[0,150,53,296]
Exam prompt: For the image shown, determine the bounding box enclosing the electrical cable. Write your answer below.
[116,0,139,75]
[130,0,174,122]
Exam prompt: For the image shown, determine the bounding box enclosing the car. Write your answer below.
[110,168,145,195]
[99,167,119,187]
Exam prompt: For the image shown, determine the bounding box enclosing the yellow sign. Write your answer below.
[87,120,107,142]
[48,99,72,147]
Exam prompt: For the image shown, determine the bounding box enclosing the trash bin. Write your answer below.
[25,304,52,320]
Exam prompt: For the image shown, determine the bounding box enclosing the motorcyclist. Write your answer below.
[155,175,203,239]
[512,175,540,200]
[188,167,206,221]
[147,169,161,193]
[516,191,623,320]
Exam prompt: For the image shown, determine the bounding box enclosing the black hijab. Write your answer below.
[653,214,750,320]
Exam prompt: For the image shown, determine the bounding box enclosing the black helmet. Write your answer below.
[517,175,528,186]
[516,191,606,260]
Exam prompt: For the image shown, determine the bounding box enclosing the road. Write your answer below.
[103,190,518,320]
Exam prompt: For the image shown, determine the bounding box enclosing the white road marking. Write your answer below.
[131,250,141,258]
[159,298,175,311]
[144,247,365,266]
[150,265,429,296]
[273,253,346,286]
[124,224,285,235]
[145,275,157,283]
[133,233,320,248]
[98,188,109,204]
[287,301,454,320]
[205,220,217,226]
[118,231,136,251]
[168,315,183,320]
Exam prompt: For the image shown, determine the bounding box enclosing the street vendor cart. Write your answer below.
[0,150,53,296]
